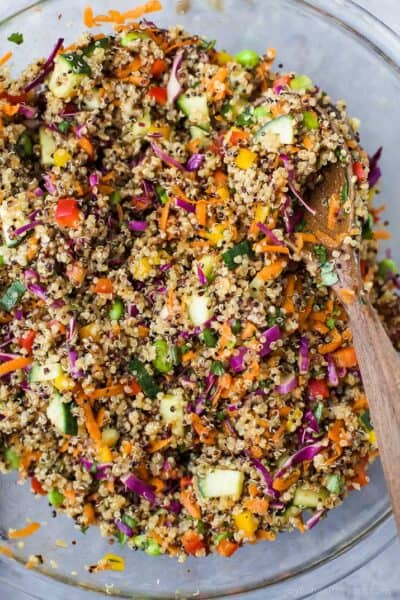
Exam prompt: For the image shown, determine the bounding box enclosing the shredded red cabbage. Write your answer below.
[259,325,281,357]
[368,146,382,188]
[280,154,316,215]
[24,269,40,283]
[167,48,184,104]
[197,265,206,286]
[299,336,310,374]
[327,354,339,386]
[68,316,76,342]
[274,442,323,479]
[34,187,44,197]
[24,38,64,93]
[12,221,43,238]
[19,104,38,119]
[176,197,195,213]
[89,172,100,187]
[186,153,205,171]
[68,349,83,379]
[27,283,48,302]
[275,373,298,394]
[305,509,326,530]
[257,222,283,245]
[120,473,156,504]
[115,519,134,537]
[270,500,286,510]
[0,353,20,362]
[75,124,86,139]
[128,220,148,232]
[229,346,248,373]
[43,174,56,194]
[248,454,279,498]
[281,195,303,234]
[167,499,182,514]
[151,142,187,171]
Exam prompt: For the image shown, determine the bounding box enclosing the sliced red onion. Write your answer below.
[305,509,326,530]
[151,142,187,171]
[248,454,279,499]
[327,354,339,387]
[167,499,182,514]
[115,519,134,538]
[19,104,38,119]
[275,373,298,394]
[27,283,48,302]
[128,220,148,232]
[121,473,156,505]
[274,442,323,479]
[303,410,320,433]
[298,336,310,374]
[368,146,382,188]
[229,346,248,373]
[24,37,64,92]
[89,172,100,187]
[176,197,195,213]
[197,265,206,286]
[186,153,205,171]
[11,221,43,237]
[280,154,316,215]
[159,263,172,273]
[43,174,56,194]
[257,222,283,245]
[167,48,184,104]
[259,325,281,357]
[337,367,347,379]
[24,269,40,283]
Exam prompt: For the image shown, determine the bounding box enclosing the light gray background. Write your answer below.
[0,0,398,598]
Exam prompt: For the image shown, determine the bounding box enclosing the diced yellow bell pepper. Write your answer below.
[236,148,257,170]
[54,373,75,392]
[204,223,226,245]
[131,256,152,281]
[97,444,113,463]
[148,124,170,139]
[254,204,270,225]
[79,322,100,340]
[216,186,230,201]
[217,51,234,65]
[101,553,125,572]
[234,510,259,536]
[53,149,72,168]
[286,407,303,433]
[368,430,377,445]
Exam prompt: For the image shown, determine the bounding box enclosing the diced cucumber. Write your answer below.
[254,115,294,146]
[187,294,211,326]
[39,127,57,166]
[121,31,149,46]
[0,195,29,248]
[83,89,102,110]
[198,469,244,500]
[48,488,65,507]
[190,125,210,141]
[283,504,301,520]
[132,112,152,138]
[4,448,20,470]
[159,389,185,436]
[293,486,328,508]
[46,392,78,435]
[326,474,343,494]
[177,94,210,126]
[199,255,218,283]
[48,55,86,99]
[29,363,63,383]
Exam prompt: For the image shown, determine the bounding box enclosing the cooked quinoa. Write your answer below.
[0,21,399,560]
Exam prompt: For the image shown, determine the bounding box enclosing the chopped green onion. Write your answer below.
[145,539,161,556]
[231,319,242,335]
[129,358,160,399]
[16,132,33,159]
[326,317,336,330]
[362,214,373,240]
[156,185,168,205]
[235,106,254,127]
[153,339,173,374]
[197,520,206,534]
[314,244,328,266]
[4,448,20,470]
[222,240,254,270]
[110,191,122,205]
[0,256,4,268]
[340,180,349,203]
[116,531,128,546]
[326,474,343,494]
[235,49,260,69]
[122,514,137,529]
[200,39,216,51]
[121,31,149,46]
[378,258,398,278]
[0,281,26,312]
[58,120,72,134]
[214,531,229,544]
[109,298,124,321]
[202,328,218,348]
[211,360,225,376]
[48,489,65,507]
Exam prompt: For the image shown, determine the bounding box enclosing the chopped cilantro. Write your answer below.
[8,32,23,45]
[362,214,373,240]
[326,317,336,330]
[314,244,328,265]
[211,360,225,376]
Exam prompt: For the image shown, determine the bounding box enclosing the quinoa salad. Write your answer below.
[0,9,399,562]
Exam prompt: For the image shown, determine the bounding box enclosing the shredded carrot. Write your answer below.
[248,483,260,497]
[337,288,356,305]
[255,241,290,254]
[216,539,239,557]
[327,193,340,230]
[78,137,95,158]
[180,489,201,519]
[0,356,32,377]
[76,394,102,443]
[257,530,276,541]
[83,6,95,27]
[83,502,96,524]
[303,135,314,151]
[165,37,197,54]
[295,232,317,251]
[243,361,260,382]
[318,328,343,355]
[353,393,368,412]
[313,321,329,335]
[87,384,124,400]
[271,423,286,444]
[64,488,77,502]
[20,450,40,470]
[0,52,12,68]
[0,545,13,557]
[333,346,358,368]
[182,350,197,364]
[1,103,20,116]
[122,440,133,455]
[257,260,286,282]
[352,457,369,487]
[282,274,296,314]
[167,287,175,315]
[218,321,235,353]
[121,0,163,21]
[328,419,345,444]
[8,522,40,539]
[272,470,300,492]
[196,200,207,227]
[148,437,172,453]
[150,477,166,493]
[160,201,170,231]
[372,230,391,240]
[138,325,149,338]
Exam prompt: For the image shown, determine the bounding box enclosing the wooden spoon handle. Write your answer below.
[346,300,400,532]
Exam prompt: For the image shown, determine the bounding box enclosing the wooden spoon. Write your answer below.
[303,160,400,533]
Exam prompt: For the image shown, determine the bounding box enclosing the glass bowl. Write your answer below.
[0,0,398,598]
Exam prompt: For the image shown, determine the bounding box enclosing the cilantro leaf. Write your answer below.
[8,32,23,45]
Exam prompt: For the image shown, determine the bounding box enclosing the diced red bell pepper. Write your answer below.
[308,378,330,399]
[181,530,206,556]
[55,198,81,228]
[31,476,46,495]
[94,278,113,294]
[150,59,167,77]
[353,161,366,182]
[18,330,36,353]
[148,86,167,105]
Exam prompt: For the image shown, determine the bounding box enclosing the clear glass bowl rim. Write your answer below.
[0,0,398,598]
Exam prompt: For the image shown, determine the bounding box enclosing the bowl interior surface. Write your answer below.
[0,0,398,598]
